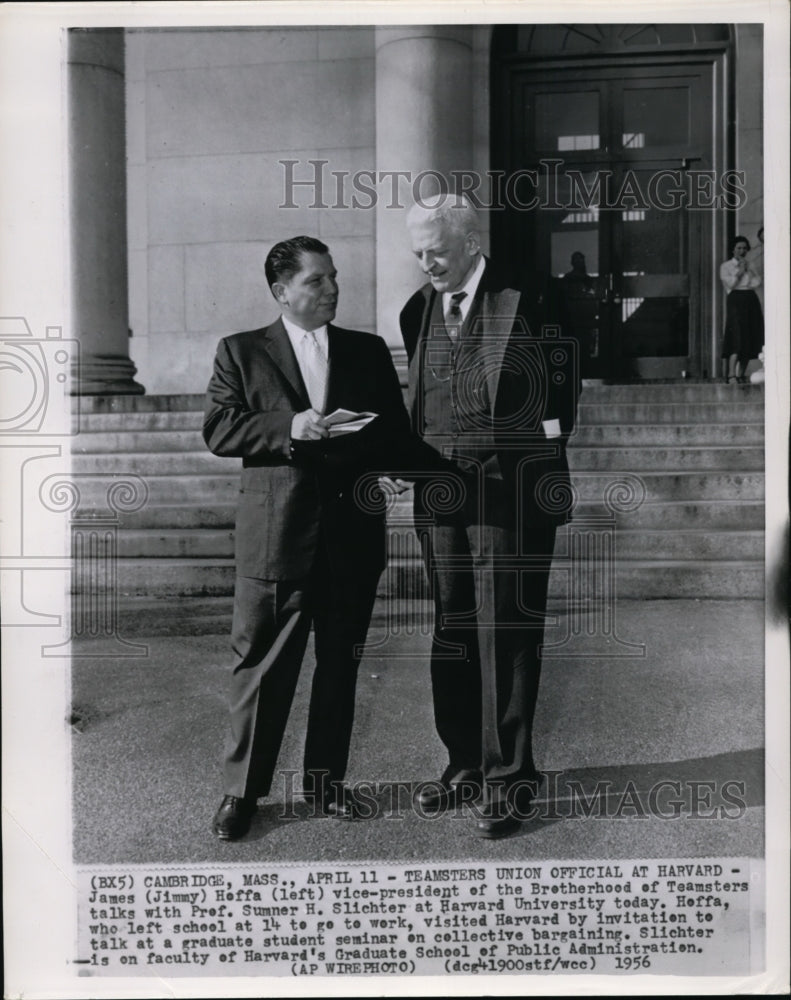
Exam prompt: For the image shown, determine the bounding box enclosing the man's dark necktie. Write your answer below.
[444,291,467,341]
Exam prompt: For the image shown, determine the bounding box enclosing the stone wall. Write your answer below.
[734,23,763,245]
[125,24,763,394]
[126,27,377,394]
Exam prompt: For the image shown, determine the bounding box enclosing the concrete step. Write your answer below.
[75,393,205,413]
[577,401,764,425]
[72,444,764,476]
[564,528,764,561]
[383,556,768,601]
[73,403,764,437]
[571,424,763,446]
[70,421,765,453]
[87,556,764,600]
[72,451,233,474]
[115,526,764,562]
[70,385,763,428]
[570,500,765,530]
[117,503,238,529]
[67,386,765,602]
[73,429,203,453]
[114,498,765,531]
[578,382,763,402]
[73,413,204,435]
[582,560,764,599]
[567,447,763,471]
[73,384,762,413]
[70,470,764,508]
[118,528,236,558]
[73,474,238,507]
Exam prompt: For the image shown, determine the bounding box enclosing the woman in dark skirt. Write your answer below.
[719,235,764,383]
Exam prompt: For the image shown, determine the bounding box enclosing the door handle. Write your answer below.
[599,274,621,304]
[601,273,622,305]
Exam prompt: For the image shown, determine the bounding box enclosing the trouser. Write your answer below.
[419,518,557,802]
[222,543,380,800]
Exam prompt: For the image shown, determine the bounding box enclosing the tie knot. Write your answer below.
[446,291,467,323]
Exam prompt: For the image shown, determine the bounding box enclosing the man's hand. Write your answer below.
[378,476,413,496]
[291,409,329,441]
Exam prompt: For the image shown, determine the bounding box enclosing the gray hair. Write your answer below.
[406,193,480,237]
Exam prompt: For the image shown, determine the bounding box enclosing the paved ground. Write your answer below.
[71,598,764,866]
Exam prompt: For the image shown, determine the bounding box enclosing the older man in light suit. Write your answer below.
[204,236,411,840]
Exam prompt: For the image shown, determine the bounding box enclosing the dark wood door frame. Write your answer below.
[491,40,732,379]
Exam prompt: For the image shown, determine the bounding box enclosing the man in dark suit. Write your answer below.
[203,235,410,840]
[399,195,579,838]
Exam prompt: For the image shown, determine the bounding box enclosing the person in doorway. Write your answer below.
[560,251,598,364]
[749,226,765,311]
[719,235,763,384]
[203,235,411,840]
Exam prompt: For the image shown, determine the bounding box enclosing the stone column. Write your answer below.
[68,28,144,394]
[375,27,474,356]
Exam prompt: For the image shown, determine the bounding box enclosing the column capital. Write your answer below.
[67,26,125,73]
[375,26,473,51]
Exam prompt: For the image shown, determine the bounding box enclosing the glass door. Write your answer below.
[505,64,712,378]
[610,164,693,378]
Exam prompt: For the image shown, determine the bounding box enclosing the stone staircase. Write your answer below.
[70,383,765,600]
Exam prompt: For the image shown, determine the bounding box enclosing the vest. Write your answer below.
[420,291,501,479]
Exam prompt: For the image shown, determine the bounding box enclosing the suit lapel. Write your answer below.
[450,259,521,412]
[479,287,520,410]
[405,263,521,421]
[324,325,349,414]
[407,287,434,422]
[263,318,310,408]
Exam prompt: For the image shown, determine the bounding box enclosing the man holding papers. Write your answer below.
[203,236,410,840]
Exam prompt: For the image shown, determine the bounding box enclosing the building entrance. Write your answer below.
[492,25,732,379]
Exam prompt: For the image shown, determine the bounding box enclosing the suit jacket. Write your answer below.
[203,319,411,580]
[399,259,580,528]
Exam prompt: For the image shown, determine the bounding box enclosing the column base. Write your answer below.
[71,353,145,396]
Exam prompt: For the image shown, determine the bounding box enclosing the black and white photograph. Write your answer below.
[1,1,789,995]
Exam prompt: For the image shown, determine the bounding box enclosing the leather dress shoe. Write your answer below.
[212,795,257,841]
[415,776,482,814]
[304,785,359,819]
[474,800,521,839]
[321,787,359,819]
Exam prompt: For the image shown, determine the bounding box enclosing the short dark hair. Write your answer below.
[730,234,750,255]
[265,236,329,288]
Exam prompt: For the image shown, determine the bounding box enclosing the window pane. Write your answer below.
[622,298,688,356]
[622,87,690,147]
[535,91,600,151]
